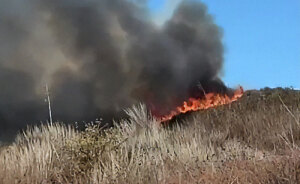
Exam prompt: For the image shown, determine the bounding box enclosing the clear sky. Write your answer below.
[148,0,300,90]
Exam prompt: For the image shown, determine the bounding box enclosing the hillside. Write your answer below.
[0,87,300,183]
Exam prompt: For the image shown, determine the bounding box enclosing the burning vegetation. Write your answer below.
[157,86,244,122]
[1,88,299,183]
[0,0,229,141]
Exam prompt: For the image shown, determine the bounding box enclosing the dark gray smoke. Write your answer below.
[0,0,225,141]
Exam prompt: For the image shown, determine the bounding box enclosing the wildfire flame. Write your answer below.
[158,86,244,122]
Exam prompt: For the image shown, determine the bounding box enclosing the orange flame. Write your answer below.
[159,86,244,122]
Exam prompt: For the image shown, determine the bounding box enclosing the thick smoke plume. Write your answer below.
[0,0,225,141]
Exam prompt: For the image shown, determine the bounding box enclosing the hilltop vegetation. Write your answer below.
[0,88,300,183]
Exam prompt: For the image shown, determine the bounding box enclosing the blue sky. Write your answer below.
[148,0,300,90]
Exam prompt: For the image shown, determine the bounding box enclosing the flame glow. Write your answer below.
[158,86,244,122]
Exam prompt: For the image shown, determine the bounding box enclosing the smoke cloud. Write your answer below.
[0,0,225,141]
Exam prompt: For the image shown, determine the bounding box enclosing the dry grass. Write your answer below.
[0,88,300,183]
[0,124,77,183]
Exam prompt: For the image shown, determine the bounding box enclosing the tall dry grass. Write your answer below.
[0,124,77,183]
[0,88,299,183]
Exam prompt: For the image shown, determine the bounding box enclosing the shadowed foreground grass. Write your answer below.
[0,88,300,183]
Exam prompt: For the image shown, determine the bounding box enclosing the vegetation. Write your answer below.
[0,88,299,183]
